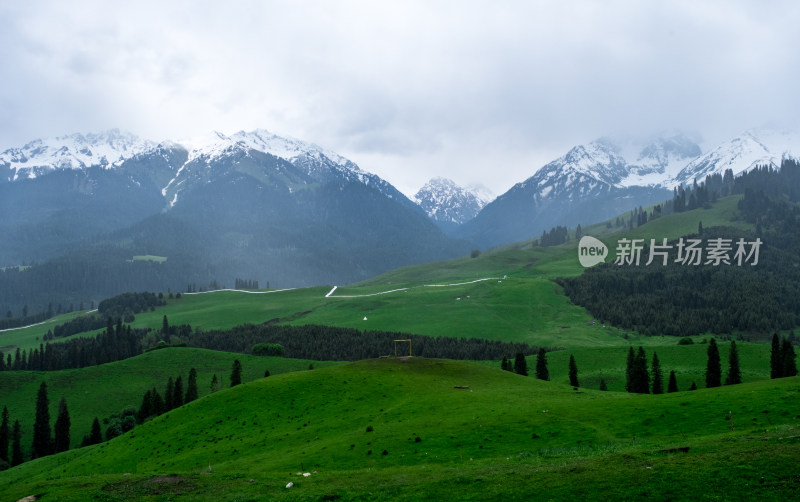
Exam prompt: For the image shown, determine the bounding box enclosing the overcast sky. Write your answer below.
[1,0,799,196]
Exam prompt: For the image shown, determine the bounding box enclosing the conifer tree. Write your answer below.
[599,378,608,391]
[165,377,175,411]
[724,340,742,385]
[501,356,511,372]
[210,374,219,393]
[54,397,71,453]
[11,420,22,467]
[0,405,9,463]
[705,339,721,388]
[89,417,103,445]
[150,387,164,415]
[667,370,678,393]
[264,369,270,377]
[535,348,549,381]
[625,346,635,392]
[632,347,649,394]
[688,381,697,391]
[514,352,528,376]
[185,368,199,403]
[651,352,663,394]
[770,333,782,378]
[138,390,153,422]
[173,376,184,408]
[782,338,798,377]
[231,359,243,387]
[32,381,52,458]
[568,355,579,387]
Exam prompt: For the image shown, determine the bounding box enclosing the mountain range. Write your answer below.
[1,126,797,312]
[0,129,469,313]
[457,128,799,248]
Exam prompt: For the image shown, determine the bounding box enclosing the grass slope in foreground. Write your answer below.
[1,358,799,501]
[0,348,341,454]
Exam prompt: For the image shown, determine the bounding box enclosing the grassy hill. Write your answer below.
[0,348,341,454]
[1,358,798,501]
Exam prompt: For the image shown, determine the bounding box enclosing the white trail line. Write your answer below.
[0,309,99,334]
[185,288,296,295]
[325,278,500,298]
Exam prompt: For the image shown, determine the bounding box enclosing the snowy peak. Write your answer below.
[414,177,493,225]
[674,127,800,185]
[0,129,156,181]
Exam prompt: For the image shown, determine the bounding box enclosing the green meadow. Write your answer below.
[1,358,798,501]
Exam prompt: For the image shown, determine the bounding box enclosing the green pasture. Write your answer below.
[1,358,798,501]
[0,348,341,455]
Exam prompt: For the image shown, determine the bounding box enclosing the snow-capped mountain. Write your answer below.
[0,129,156,181]
[459,127,799,248]
[0,128,468,305]
[673,128,800,185]
[458,132,701,247]
[413,177,493,228]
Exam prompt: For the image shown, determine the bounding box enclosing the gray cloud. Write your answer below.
[1,0,799,195]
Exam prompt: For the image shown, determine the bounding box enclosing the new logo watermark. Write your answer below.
[578,236,608,267]
[578,236,762,268]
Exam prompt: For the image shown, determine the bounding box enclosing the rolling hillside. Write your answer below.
[1,358,798,500]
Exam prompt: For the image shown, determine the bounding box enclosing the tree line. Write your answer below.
[187,323,543,361]
[0,358,257,470]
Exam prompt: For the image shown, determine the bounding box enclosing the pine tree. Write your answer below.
[11,420,22,466]
[137,390,153,422]
[599,378,608,391]
[770,333,782,378]
[513,352,528,376]
[689,381,697,391]
[535,348,549,381]
[724,340,742,385]
[165,377,175,411]
[89,417,103,445]
[625,346,635,392]
[782,338,798,377]
[185,368,199,403]
[651,352,663,394]
[705,339,721,388]
[568,355,579,387]
[173,376,184,408]
[231,360,243,387]
[0,406,9,463]
[54,397,71,453]
[162,315,169,337]
[32,381,52,459]
[632,347,649,394]
[667,370,678,393]
[500,356,511,371]
[210,374,219,393]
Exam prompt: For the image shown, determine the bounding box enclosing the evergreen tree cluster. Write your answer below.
[559,226,800,337]
[538,225,569,247]
[97,291,166,321]
[45,314,107,341]
[234,278,259,289]
[0,309,55,332]
[188,324,542,362]
[0,319,146,372]
[770,333,798,379]
[0,382,76,469]
[560,159,800,339]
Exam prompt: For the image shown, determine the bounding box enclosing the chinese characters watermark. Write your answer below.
[578,235,762,268]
